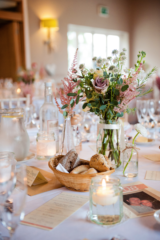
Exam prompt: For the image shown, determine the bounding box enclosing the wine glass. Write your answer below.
[2,165,27,240]
[31,105,40,130]
[136,100,149,125]
[148,99,160,138]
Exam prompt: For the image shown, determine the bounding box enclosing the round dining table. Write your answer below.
[1,128,160,240]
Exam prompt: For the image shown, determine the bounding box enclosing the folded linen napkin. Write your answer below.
[56,163,69,173]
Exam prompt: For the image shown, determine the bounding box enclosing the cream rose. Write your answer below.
[93,69,103,80]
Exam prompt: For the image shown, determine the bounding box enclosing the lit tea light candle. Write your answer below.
[37,140,56,156]
[16,88,21,95]
[92,178,118,206]
[0,164,11,183]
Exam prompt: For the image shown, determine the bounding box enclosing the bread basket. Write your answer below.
[48,155,115,192]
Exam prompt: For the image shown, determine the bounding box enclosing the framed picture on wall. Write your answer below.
[97,5,109,18]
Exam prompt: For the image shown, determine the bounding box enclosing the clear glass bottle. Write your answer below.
[39,82,59,153]
[89,176,123,225]
[123,143,138,178]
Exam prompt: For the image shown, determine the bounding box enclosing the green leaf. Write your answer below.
[87,103,92,108]
[117,78,123,85]
[82,102,88,109]
[86,92,92,99]
[77,89,82,95]
[113,88,119,96]
[121,85,129,92]
[63,111,68,117]
[76,95,80,104]
[110,77,117,82]
[72,79,77,82]
[61,104,68,109]
[103,71,107,78]
[116,112,124,118]
[70,99,74,108]
[100,105,106,111]
[91,101,98,107]
[67,93,77,96]
[110,100,118,106]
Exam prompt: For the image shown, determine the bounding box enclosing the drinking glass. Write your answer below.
[148,100,160,138]
[2,165,27,240]
[136,100,148,125]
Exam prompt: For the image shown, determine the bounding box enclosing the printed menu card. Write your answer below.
[21,192,89,230]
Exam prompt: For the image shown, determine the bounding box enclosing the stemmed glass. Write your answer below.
[2,165,27,240]
[136,100,149,126]
[0,152,16,240]
[148,99,160,138]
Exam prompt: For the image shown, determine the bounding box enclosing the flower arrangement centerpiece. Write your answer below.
[55,49,84,154]
[76,49,156,168]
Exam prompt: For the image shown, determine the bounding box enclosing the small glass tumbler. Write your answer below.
[36,132,56,160]
[89,176,123,225]
[123,143,138,178]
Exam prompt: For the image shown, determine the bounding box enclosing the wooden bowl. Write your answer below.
[48,155,115,192]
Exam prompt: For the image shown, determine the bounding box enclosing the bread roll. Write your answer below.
[59,149,80,172]
[89,154,111,172]
[81,168,97,175]
[70,165,90,174]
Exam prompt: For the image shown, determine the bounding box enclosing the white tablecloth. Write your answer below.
[1,129,160,240]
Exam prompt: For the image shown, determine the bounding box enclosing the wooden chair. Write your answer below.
[0,94,30,109]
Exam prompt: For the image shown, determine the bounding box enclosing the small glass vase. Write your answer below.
[61,116,75,154]
[89,176,123,225]
[123,143,138,178]
[96,119,122,168]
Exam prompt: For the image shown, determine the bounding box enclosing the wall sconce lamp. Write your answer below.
[41,18,59,51]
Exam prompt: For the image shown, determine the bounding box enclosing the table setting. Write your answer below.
[0,48,160,240]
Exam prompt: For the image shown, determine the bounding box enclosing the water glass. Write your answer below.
[123,143,138,178]
[2,165,27,240]
[136,100,148,125]
[89,176,123,225]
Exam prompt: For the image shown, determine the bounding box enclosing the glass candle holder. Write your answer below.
[89,176,123,225]
[36,132,56,160]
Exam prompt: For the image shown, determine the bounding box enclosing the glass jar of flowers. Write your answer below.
[75,49,156,168]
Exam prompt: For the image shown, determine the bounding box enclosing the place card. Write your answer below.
[26,166,48,187]
[21,192,89,230]
[145,171,160,181]
[143,154,160,162]
[27,167,63,196]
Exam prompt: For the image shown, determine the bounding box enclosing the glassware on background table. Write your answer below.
[61,116,75,154]
[136,100,149,126]
[0,109,30,161]
[123,142,138,178]
[71,113,82,154]
[148,99,160,138]
[2,165,27,240]
[81,112,93,141]
[36,131,57,160]
[39,82,59,152]
[89,176,123,225]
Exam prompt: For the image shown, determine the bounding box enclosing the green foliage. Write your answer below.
[63,111,68,117]
[100,105,106,110]
[76,95,80,104]
[70,99,74,108]
[67,93,77,96]
[61,104,68,109]
[121,85,129,92]
[82,102,88,109]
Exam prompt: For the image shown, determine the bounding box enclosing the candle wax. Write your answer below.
[92,186,118,206]
[37,140,56,156]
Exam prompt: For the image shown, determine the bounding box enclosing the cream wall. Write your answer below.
[130,0,160,70]
[28,0,130,81]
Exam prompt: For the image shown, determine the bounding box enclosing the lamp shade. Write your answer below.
[41,18,59,29]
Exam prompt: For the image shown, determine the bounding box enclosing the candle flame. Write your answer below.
[102,179,106,188]
[17,88,21,94]
[106,175,109,181]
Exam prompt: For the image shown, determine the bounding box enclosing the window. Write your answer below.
[67,24,129,69]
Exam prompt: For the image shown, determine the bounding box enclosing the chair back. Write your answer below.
[0,94,30,109]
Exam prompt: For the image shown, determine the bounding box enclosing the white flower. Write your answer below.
[120,56,126,61]
[102,58,107,63]
[112,49,119,55]
[134,124,148,137]
[79,64,85,70]
[97,58,103,66]
[120,52,125,56]
[109,65,115,71]
[82,69,88,75]
[92,57,97,61]
[113,57,119,64]
[124,68,135,75]
[107,56,112,61]
[104,62,109,67]
[113,68,118,73]
[122,48,127,52]
[90,68,95,74]
[120,61,125,66]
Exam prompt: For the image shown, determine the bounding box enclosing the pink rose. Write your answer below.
[92,77,109,94]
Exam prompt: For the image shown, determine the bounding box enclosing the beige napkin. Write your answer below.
[145,170,160,181]
[143,154,160,162]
